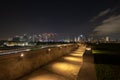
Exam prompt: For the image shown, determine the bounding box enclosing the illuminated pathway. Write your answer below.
[20,45,86,80]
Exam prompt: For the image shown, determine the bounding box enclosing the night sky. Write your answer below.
[0,0,120,40]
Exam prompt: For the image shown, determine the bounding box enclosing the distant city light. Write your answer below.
[80,35,83,37]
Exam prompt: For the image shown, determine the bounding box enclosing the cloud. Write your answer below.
[91,8,111,22]
[94,14,120,36]
[98,9,111,17]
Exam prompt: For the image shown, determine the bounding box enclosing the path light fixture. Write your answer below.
[48,48,51,52]
[20,53,24,57]
[59,47,62,49]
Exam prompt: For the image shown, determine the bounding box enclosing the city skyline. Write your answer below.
[0,0,120,40]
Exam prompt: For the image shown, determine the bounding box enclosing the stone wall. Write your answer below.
[0,44,78,80]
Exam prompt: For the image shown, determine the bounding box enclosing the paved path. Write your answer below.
[19,45,86,80]
[77,50,97,80]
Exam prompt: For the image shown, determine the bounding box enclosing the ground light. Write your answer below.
[86,47,91,51]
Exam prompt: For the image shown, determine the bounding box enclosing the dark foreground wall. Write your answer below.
[0,44,78,80]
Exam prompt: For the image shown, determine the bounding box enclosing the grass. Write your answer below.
[95,64,120,80]
[90,43,120,80]
[92,50,112,54]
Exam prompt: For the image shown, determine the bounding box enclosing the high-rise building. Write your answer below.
[105,36,110,42]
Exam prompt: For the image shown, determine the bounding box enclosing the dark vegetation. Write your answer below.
[36,42,76,45]
[91,43,120,51]
[89,43,120,80]
[91,43,120,64]
[0,46,23,50]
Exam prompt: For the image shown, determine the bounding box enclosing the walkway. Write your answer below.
[77,50,97,80]
[19,45,86,80]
